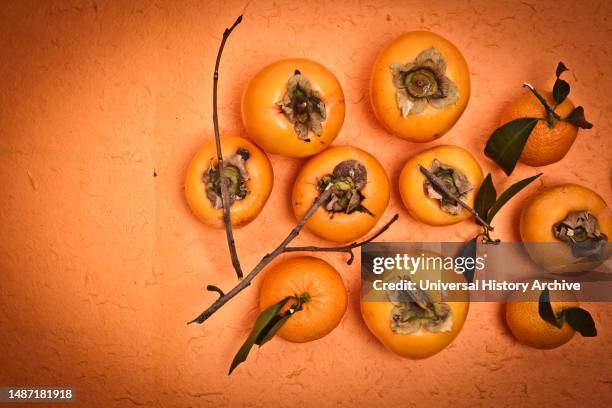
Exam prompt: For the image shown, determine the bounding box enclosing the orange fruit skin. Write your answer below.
[259,256,348,343]
[184,136,273,228]
[399,145,484,226]
[360,250,470,359]
[292,146,390,243]
[520,184,611,273]
[242,58,345,158]
[370,31,470,142]
[500,91,578,167]
[506,286,578,350]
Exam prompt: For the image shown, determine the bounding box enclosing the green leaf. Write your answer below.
[564,106,593,129]
[254,314,293,346]
[458,237,478,284]
[486,173,542,223]
[255,301,304,346]
[538,288,563,328]
[229,297,291,375]
[484,117,540,175]
[556,62,568,78]
[565,307,597,337]
[474,174,496,225]
[552,79,570,105]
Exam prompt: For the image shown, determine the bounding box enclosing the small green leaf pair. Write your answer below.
[474,173,542,226]
[229,295,306,375]
[457,173,541,283]
[538,288,597,337]
[485,62,593,175]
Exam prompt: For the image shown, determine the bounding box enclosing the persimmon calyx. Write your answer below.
[279,70,327,142]
[384,276,453,333]
[204,148,250,208]
[317,160,373,215]
[390,47,459,117]
[423,159,473,215]
[553,211,608,259]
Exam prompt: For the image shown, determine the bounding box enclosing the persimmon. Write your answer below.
[360,250,469,359]
[184,136,273,228]
[399,145,483,226]
[370,31,470,142]
[520,184,611,273]
[259,256,348,343]
[242,59,345,158]
[292,146,390,243]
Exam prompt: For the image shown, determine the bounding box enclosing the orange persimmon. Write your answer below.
[370,31,470,142]
[184,136,273,228]
[360,250,470,359]
[292,146,390,243]
[520,184,611,273]
[399,145,483,226]
[242,58,345,158]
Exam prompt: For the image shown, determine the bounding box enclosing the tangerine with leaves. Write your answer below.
[258,256,348,343]
[242,59,345,158]
[500,91,577,167]
[184,136,273,228]
[292,146,390,243]
[506,286,578,349]
[399,145,484,226]
[505,283,598,350]
[485,63,593,175]
[370,31,470,142]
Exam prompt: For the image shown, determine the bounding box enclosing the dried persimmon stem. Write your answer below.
[212,15,244,279]
[418,164,494,231]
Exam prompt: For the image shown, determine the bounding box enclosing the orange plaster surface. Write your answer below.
[0,0,611,406]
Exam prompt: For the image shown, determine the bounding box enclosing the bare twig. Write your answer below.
[212,15,244,279]
[418,164,494,231]
[188,187,333,325]
[188,189,400,325]
[207,285,225,298]
[285,214,400,265]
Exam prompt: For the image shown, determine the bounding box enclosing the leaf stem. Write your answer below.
[522,82,561,126]
[212,15,244,280]
[418,165,494,231]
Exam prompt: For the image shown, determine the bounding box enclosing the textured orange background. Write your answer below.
[1,0,611,407]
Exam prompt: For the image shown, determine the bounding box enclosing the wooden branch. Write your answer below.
[212,15,244,279]
[418,164,494,231]
[285,214,399,265]
[188,187,333,325]
[206,285,225,298]
[188,15,399,327]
